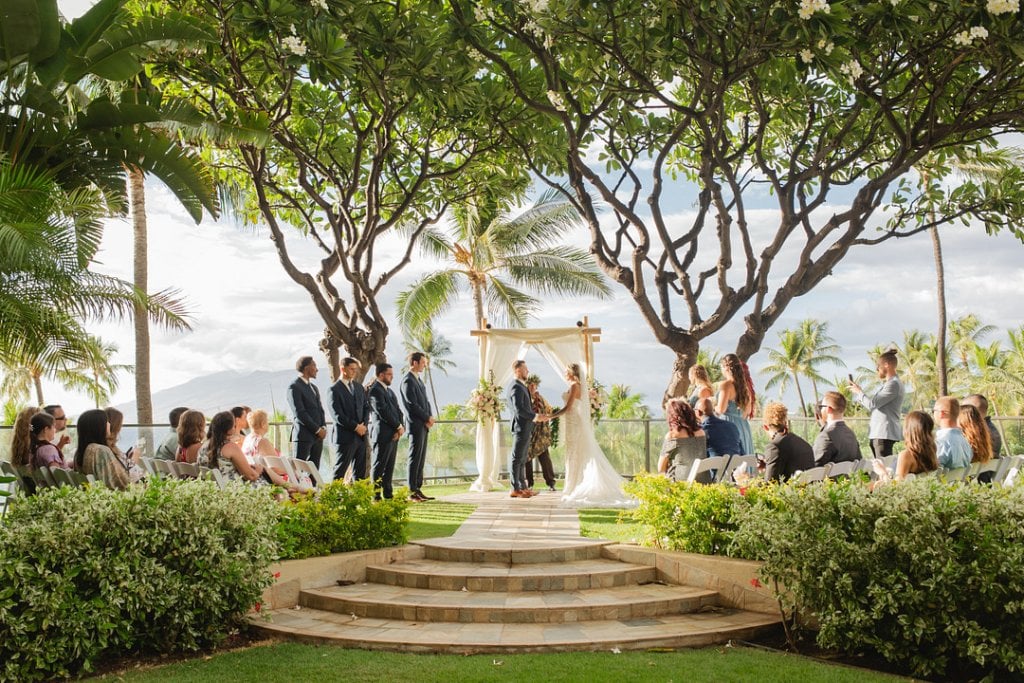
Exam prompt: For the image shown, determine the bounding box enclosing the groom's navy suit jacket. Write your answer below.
[508,380,535,433]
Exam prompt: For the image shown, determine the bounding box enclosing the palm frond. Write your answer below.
[395,270,463,335]
[501,246,611,298]
[485,276,539,328]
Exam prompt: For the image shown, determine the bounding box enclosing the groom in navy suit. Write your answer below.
[288,356,327,468]
[507,360,545,498]
[330,357,369,482]
[401,352,434,502]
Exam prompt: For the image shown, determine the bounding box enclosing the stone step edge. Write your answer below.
[413,540,612,564]
[364,561,657,590]
[251,609,782,654]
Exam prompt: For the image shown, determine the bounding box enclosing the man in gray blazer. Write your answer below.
[813,391,862,466]
[850,349,904,458]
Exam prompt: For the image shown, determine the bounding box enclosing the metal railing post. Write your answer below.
[644,417,651,473]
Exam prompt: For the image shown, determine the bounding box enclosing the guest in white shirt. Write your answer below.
[933,396,972,469]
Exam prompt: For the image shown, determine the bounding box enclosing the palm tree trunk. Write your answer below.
[931,223,948,396]
[130,167,153,453]
[426,367,440,412]
[33,374,44,406]
[791,371,808,417]
[473,283,485,329]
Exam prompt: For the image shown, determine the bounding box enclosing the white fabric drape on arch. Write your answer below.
[470,327,592,492]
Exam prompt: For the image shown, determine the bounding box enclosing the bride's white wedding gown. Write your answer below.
[560,389,636,508]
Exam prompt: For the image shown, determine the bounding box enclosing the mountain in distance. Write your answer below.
[116,368,478,425]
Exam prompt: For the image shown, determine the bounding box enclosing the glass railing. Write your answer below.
[3,416,1023,484]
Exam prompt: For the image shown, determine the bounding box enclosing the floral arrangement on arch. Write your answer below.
[467,372,505,424]
[587,375,605,424]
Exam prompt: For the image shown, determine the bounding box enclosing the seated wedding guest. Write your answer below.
[9,406,41,468]
[29,412,69,470]
[962,394,1002,457]
[873,411,939,483]
[231,405,251,445]
[812,391,862,466]
[202,411,303,493]
[687,365,715,408]
[761,402,814,482]
[105,407,145,483]
[959,403,993,477]
[716,353,755,455]
[176,410,206,464]
[76,409,141,489]
[933,396,972,469]
[42,404,73,455]
[659,400,708,482]
[155,407,189,460]
[694,397,742,458]
[242,409,280,461]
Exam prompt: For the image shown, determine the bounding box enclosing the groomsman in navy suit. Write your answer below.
[287,356,327,468]
[331,357,369,482]
[369,363,405,500]
[401,352,435,502]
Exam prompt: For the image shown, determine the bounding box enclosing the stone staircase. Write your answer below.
[253,536,780,653]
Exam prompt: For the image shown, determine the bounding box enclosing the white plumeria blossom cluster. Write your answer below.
[840,59,864,84]
[798,0,830,20]
[953,25,989,46]
[817,39,834,55]
[986,0,1018,14]
[310,0,328,12]
[800,48,814,63]
[525,0,550,12]
[546,90,567,111]
[282,25,307,57]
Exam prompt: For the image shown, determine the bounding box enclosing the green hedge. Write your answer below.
[626,474,1024,678]
[0,479,279,682]
[275,479,409,559]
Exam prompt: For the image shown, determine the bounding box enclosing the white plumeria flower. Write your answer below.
[473,6,487,22]
[953,30,972,46]
[800,48,815,63]
[310,0,328,11]
[840,60,864,84]
[986,0,1018,14]
[527,0,550,12]
[798,0,830,20]
[817,39,834,55]
[282,35,308,56]
[970,25,990,39]
[547,89,567,111]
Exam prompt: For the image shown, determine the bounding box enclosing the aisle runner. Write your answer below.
[441,491,582,542]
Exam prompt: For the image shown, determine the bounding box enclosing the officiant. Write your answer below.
[526,375,558,492]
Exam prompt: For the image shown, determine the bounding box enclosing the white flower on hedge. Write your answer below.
[986,0,1018,14]
[798,0,830,20]
[282,35,307,56]
[800,48,815,63]
[546,89,567,111]
[817,39,834,55]
[840,60,864,84]
[970,26,990,39]
[310,0,328,11]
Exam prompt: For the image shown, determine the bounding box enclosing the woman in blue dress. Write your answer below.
[715,353,755,455]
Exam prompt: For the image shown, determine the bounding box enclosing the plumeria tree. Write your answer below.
[453,0,1024,400]
[161,0,540,379]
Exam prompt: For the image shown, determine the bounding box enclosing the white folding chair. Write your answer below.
[940,467,969,482]
[793,464,831,484]
[151,459,175,479]
[827,460,857,479]
[172,462,201,479]
[968,459,1000,483]
[290,457,325,488]
[50,467,76,488]
[993,456,1021,485]
[997,456,1023,487]
[903,472,917,481]
[722,455,759,484]
[685,455,730,483]
[202,468,228,489]
[138,457,157,477]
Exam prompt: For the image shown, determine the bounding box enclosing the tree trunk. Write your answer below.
[792,371,808,417]
[130,167,154,455]
[320,329,342,382]
[33,374,44,406]
[662,338,700,407]
[426,367,440,411]
[931,223,948,396]
[473,283,485,329]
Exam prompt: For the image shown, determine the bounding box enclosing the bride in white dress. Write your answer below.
[552,364,635,508]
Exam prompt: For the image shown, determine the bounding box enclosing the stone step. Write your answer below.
[415,538,610,564]
[252,606,781,653]
[299,583,718,623]
[366,557,657,592]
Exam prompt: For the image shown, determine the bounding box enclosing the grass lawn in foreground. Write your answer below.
[90,641,907,682]
[578,508,643,543]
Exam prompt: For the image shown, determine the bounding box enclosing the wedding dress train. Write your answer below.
[560,389,635,508]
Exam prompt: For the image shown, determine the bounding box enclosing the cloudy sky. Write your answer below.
[46,0,1024,419]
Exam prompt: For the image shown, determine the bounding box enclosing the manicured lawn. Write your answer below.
[406,498,475,540]
[91,641,906,682]
[578,508,643,543]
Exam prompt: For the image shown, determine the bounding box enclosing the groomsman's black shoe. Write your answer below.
[415,490,435,500]
[409,493,427,502]
[547,486,557,492]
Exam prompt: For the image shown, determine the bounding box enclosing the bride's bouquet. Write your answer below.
[467,373,505,424]
[587,376,605,424]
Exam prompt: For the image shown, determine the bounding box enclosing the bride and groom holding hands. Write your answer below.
[507,359,634,507]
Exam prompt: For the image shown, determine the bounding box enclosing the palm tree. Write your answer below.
[795,319,843,406]
[896,330,942,410]
[695,348,724,384]
[402,325,455,410]
[761,320,843,417]
[949,314,997,374]
[396,189,612,332]
[0,358,45,406]
[762,330,809,416]
[55,335,133,408]
[604,385,650,419]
